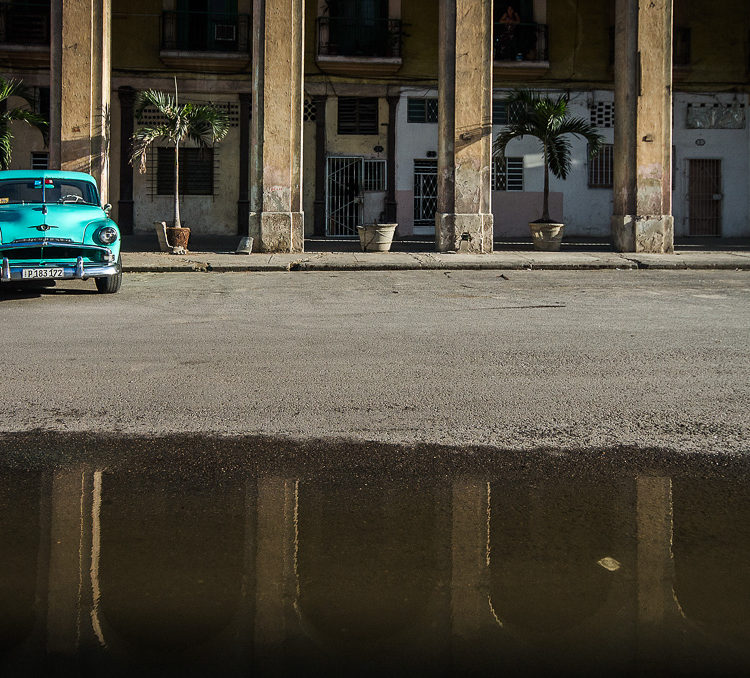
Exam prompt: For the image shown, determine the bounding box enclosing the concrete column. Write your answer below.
[249,0,305,253]
[254,477,298,673]
[435,0,493,253]
[312,95,326,237]
[117,86,135,234]
[612,0,674,253]
[238,92,251,236]
[385,94,398,223]
[49,0,111,202]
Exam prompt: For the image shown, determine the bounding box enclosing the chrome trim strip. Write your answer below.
[0,261,119,282]
[2,240,113,254]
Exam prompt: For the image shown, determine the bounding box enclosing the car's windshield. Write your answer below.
[0,178,99,206]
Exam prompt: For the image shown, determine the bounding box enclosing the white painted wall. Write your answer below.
[673,92,750,238]
[395,87,750,241]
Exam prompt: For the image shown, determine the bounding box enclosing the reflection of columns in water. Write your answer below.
[46,468,99,656]
[636,475,676,669]
[254,477,298,671]
[451,479,490,661]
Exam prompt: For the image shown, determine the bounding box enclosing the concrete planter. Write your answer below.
[529,221,564,251]
[154,221,190,253]
[357,223,397,252]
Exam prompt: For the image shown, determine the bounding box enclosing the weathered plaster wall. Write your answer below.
[672,93,750,238]
[123,92,241,236]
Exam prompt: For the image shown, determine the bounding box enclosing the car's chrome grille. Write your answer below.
[0,246,106,261]
[11,237,74,244]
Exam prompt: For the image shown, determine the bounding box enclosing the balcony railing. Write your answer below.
[161,10,250,53]
[494,22,548,62]
[317,16,402,59]
[0,0,50,45]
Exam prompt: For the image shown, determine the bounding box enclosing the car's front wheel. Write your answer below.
[95,256,122,294]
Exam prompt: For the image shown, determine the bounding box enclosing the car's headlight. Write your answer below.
[97,226,118,245]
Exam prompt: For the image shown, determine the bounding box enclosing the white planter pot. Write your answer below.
[357,223,397,252]
[529,221,564,251]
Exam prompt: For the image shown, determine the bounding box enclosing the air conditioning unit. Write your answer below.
[214,24,236,41]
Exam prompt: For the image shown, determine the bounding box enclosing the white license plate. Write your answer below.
[22,268,65,279]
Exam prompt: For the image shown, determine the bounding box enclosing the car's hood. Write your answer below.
[0,204,108,243]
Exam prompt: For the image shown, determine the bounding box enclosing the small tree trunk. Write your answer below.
[542,145,550,222]
[173,141,181,228]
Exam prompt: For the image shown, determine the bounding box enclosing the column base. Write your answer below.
[250,211,304,253]
[612,214,674,253]
[435,213,494,253]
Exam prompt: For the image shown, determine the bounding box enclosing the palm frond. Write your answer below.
[546,135,574,180]
[135,89,176,122]
[5,108,48,144]
[130,123,171,173]
[185,105,230,147]
[0,76,29,105]
[0,119,12,170]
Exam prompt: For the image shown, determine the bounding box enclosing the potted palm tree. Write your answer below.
[0,76,48,169]
[493,89,604,251]
[130,81,229,251]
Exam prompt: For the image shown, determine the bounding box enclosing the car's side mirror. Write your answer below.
[103,203,112,214]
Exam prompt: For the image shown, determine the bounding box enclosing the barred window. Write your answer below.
[363,159,386,191]
[492,156,524,191]
[588,143,613,188]
[492,100,524,125]
[157,147,214,195]
[407,97,438,123]
[31,151,49,170]
[337,97,379,135]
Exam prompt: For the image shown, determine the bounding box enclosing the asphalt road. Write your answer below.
[2,269,749,453]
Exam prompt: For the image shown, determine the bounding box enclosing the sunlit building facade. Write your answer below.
[1,0,748,252]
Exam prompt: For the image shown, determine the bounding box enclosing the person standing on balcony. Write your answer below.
[497,5,520,60]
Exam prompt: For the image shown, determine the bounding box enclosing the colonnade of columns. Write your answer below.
[48,0,674,253]
[31,469,682,671]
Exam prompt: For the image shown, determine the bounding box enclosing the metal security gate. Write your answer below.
[688,159,722,236]
[414,160,437,232]
[326,156,363,237]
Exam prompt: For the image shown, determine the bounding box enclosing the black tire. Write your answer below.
[95,256,122,294]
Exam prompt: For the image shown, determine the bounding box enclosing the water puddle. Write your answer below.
[0,433,748,676]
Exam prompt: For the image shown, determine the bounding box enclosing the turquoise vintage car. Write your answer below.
[0,170,121,293]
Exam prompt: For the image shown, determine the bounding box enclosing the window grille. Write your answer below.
[31,151,49,170]
[156,147,215,196]
[407,97,438,123]
[492,156,523,191]
[138,101,241,128]
[588,143,613,188]
[590,102,614,128]
[303,99,317,122]
[337,97,378,135]
[492,100,523,125]
[363,159,386,191]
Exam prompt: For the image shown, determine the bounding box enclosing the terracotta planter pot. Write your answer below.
[357,223,397,252]
[166,226,191,250]
[529,221,564,251]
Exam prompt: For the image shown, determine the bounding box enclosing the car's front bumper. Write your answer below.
[1,256,120,282]
[0,239,119,282]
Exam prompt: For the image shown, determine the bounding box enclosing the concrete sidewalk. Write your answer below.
[122,248,750,272]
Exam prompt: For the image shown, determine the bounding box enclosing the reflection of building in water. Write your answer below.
[2,460,749,675]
